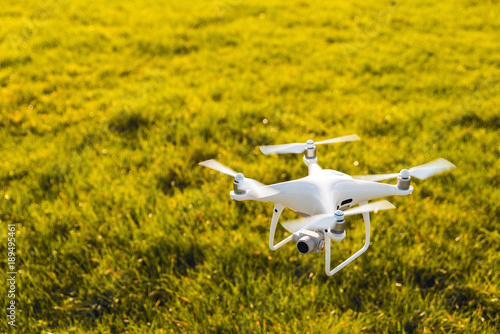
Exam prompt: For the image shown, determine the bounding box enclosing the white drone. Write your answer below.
[199,135,455,276]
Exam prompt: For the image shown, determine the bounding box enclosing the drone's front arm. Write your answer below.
[337,180,413,206]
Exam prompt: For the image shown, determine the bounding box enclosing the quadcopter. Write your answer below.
[199,135,455,276]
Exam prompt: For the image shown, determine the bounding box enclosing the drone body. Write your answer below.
[200,135,455,276]
[230,165,412,217]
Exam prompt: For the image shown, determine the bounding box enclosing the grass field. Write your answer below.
[1,0,499,332]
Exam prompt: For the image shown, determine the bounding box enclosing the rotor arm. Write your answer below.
[269,203,293,250]
[325,202,371,276]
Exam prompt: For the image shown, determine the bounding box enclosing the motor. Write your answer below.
[326,210,346,242]
[233,173,246,194]
[302,140,318,166]
[397,169,411,190]
[292,230,324,254]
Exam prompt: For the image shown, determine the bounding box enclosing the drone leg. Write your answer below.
[325,201,371,276]
[269,203,293,250]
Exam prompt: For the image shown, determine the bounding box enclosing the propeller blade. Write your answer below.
[281,200,395,233]
[343,200,395,216]
[353,158,455,181]
[199,160,279,198]
[259,143,307,155]
[240,178,265,189]
[240,178,279,198]
[408,158,456,180]
[259,134,360,155]
[199,159,237,177]
[281,214,333,233]
[315,134,361,145]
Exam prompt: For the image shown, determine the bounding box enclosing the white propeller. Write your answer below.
[281,200,395,233]
[259,134,360,155]
[199,160,239,178]
[353,158,456,181]
[199,159,278,198]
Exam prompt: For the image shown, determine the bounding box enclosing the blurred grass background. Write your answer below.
[0,0,499,332]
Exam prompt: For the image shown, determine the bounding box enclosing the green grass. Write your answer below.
[1,0,499,332]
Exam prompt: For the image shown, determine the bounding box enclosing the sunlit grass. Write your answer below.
[0,0,499,332]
